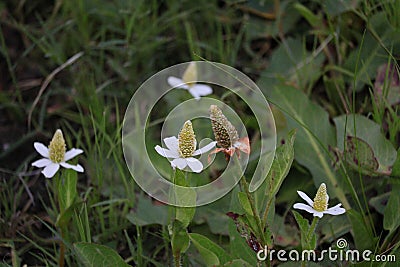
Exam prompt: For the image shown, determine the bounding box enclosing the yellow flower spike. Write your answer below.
[182,62,197,87]
[48,129,66,163]
[313,183,328,212]
[178,120,196,158]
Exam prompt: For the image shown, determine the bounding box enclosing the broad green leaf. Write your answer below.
[74,242,129,267]
[263,84,349,208]
[334,114,397,173]
[347,210,375,251]
[171,220,190,254]
[126,195,168,226]
[292,211,316,250]
[189,233,231,266]
[259,38,325,89]
[383,185,400,231]
[322,0,358,16]
[343,135,379,175]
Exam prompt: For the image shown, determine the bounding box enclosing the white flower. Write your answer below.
[32,129,84,178]
[155,121,216,173]
[293,183,346,218]
[167,62,212,100]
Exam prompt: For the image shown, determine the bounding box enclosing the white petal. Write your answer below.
[64,148,84,161]
[313,212,324,218]
[60,162,84,172]
[188,87,201,100]
[186,158,203,173]
[155,145,179,158]
[293,203,317,215]
[42,163,60,178]
[32,158,52,168]
[190,84,212,96]
[193,141,217,156]
[171,158,188,170]
[34,142,49,158]
[297,191,314,207]
[324,204,346,216]
[167,76,189,89]
[163,136,179,152]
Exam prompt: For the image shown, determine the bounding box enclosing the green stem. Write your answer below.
[59,226,66,267]
[306,217,319,245]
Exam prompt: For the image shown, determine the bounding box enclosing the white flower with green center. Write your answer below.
[167,62,212,100]
[293,183,346,218]
[155,120,216,173]
[31,129,84,178]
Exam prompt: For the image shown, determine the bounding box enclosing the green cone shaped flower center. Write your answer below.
[209,105,239,149]
[48,129,66,163]
[313,183,328,212]
[178,121,196,158]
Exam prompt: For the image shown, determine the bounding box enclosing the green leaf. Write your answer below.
[263,84,349,208]
[57,169,78,212]
[268,129,296,196]
[238,192,253,216]
[256,129,296,227]
[347,210,375,251]
[292,211,316,250]
[343,135,379,175]
[189,233,231,266]
[259,38,325,89]
[74,242,129,267]
[391,149,400,177]
[369,192,390,215]
[126,195,168,226]
[174,170,196,227]
[383,186,400,231]
[334,114,397,174]
[228,220,258,266]
[171,220,190,254]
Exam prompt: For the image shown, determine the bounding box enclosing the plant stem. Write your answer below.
[173,252,181,267]
[59,226,66,267]
[306,217,319,244]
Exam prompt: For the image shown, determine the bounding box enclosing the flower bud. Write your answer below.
[209,105,239,149]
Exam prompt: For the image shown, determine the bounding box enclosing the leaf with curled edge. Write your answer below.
[226,212,263,253]
[330,135,391,176]
[345,135,379,174]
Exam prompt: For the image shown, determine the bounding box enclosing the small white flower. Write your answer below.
[167,62,212,100]
[32,129,84,178]
[155,121,216,173]
[293,183,346,218]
